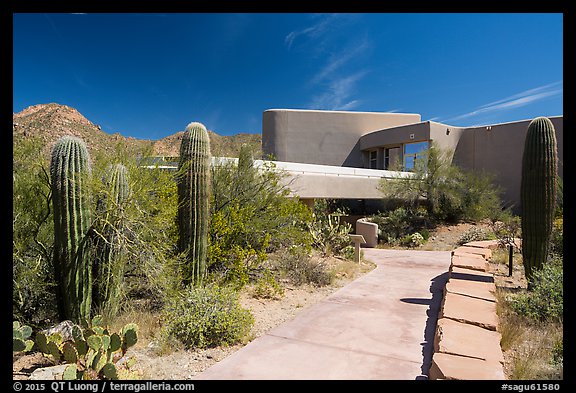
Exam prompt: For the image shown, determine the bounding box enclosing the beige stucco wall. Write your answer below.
[453,116,563,211]
[262,109,421,167]
[359,121,430,151]
[262,108,562,213]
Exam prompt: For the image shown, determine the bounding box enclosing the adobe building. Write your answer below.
[262,109,563,212]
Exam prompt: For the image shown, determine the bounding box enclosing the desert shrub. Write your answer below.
[457,226,495,245]
[270,249,334,286]
[208,203,269,287]
[307,199,352,256]
[551,337,563,367]
[378,143,502,223]
[489,210,521,249]
[549,217,563,258]
[209,154,313,287]
[370,207,429,244]
[400,232,425,248]
[251,269,284,300]
[13,136,58,326]
[162,284,253,349]
[89,143,179,315]
[509,260,563,322]
[340,245,356,261]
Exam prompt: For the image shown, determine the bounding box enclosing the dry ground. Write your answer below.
[14,221,540,380]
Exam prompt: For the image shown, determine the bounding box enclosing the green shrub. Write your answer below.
[370,207,429,244]
[308,199,351,256]
[252,269,284,300]
[88,143,181,314]
[162,284,253,349]
[13,136,58,326]
[209,156,312,288]
[340,245,356,261]
[551,337,563,366]
[457,226,494,245]
[400,232,425,248]
[509,260,563,322]
[378,143,502,223]
[549,218,563,258]
[270,249,334,287]
[208,203,269,287]
[489,210,521,248]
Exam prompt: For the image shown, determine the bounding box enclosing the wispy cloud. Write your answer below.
[284,14,371,111]
[284,14,342,49]
[309,71,367,110]
[446,81,563,122]
[311,39,370,85]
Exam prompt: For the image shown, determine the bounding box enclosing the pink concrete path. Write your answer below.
[195,249,451,380]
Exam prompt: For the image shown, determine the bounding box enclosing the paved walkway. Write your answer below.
[195,249,451,380]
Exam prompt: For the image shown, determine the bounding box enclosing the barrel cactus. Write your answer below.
[50,135,93,323]
[520,117,558,281]
[93,163,130,317]
[177,122,212,286]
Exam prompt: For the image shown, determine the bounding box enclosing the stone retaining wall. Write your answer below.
[429,240,506,380]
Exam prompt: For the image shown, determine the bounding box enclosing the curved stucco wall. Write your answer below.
[262,109,421,167]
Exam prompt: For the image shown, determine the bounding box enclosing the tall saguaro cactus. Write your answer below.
[520,117,558,281]
[50,135,93,323]
[177,122,212,286]
[93,163,130,317]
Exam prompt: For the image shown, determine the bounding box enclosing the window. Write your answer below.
[369,150,378,169]
[384,149,390,169]
[403,141,429,171]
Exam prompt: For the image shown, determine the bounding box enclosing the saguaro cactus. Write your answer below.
[93,163,130,317]
[50,135,93,323]
[177,122,211,286]
[520,117,558,281]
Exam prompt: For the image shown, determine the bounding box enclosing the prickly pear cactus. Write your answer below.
[177,122,212,286]
[50,135,93,323]
[13,321,34,352]
[35,315,140,380]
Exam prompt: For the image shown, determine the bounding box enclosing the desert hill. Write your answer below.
[12,103,262,159]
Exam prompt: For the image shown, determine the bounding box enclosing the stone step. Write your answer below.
[445,278,496,302]
[451,254,489,272]
[452,246,492,260]
[429,352,505,380]
[434,318,504,363]
[463,240,501,250]
[449,266,494,283]
[440,292,498,331]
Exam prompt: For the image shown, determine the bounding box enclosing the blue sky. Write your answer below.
[13,13,563,140]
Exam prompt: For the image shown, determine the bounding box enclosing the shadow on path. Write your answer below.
[401,271,449,380]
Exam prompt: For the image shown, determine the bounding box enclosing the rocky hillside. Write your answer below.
[12,103,262,159]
